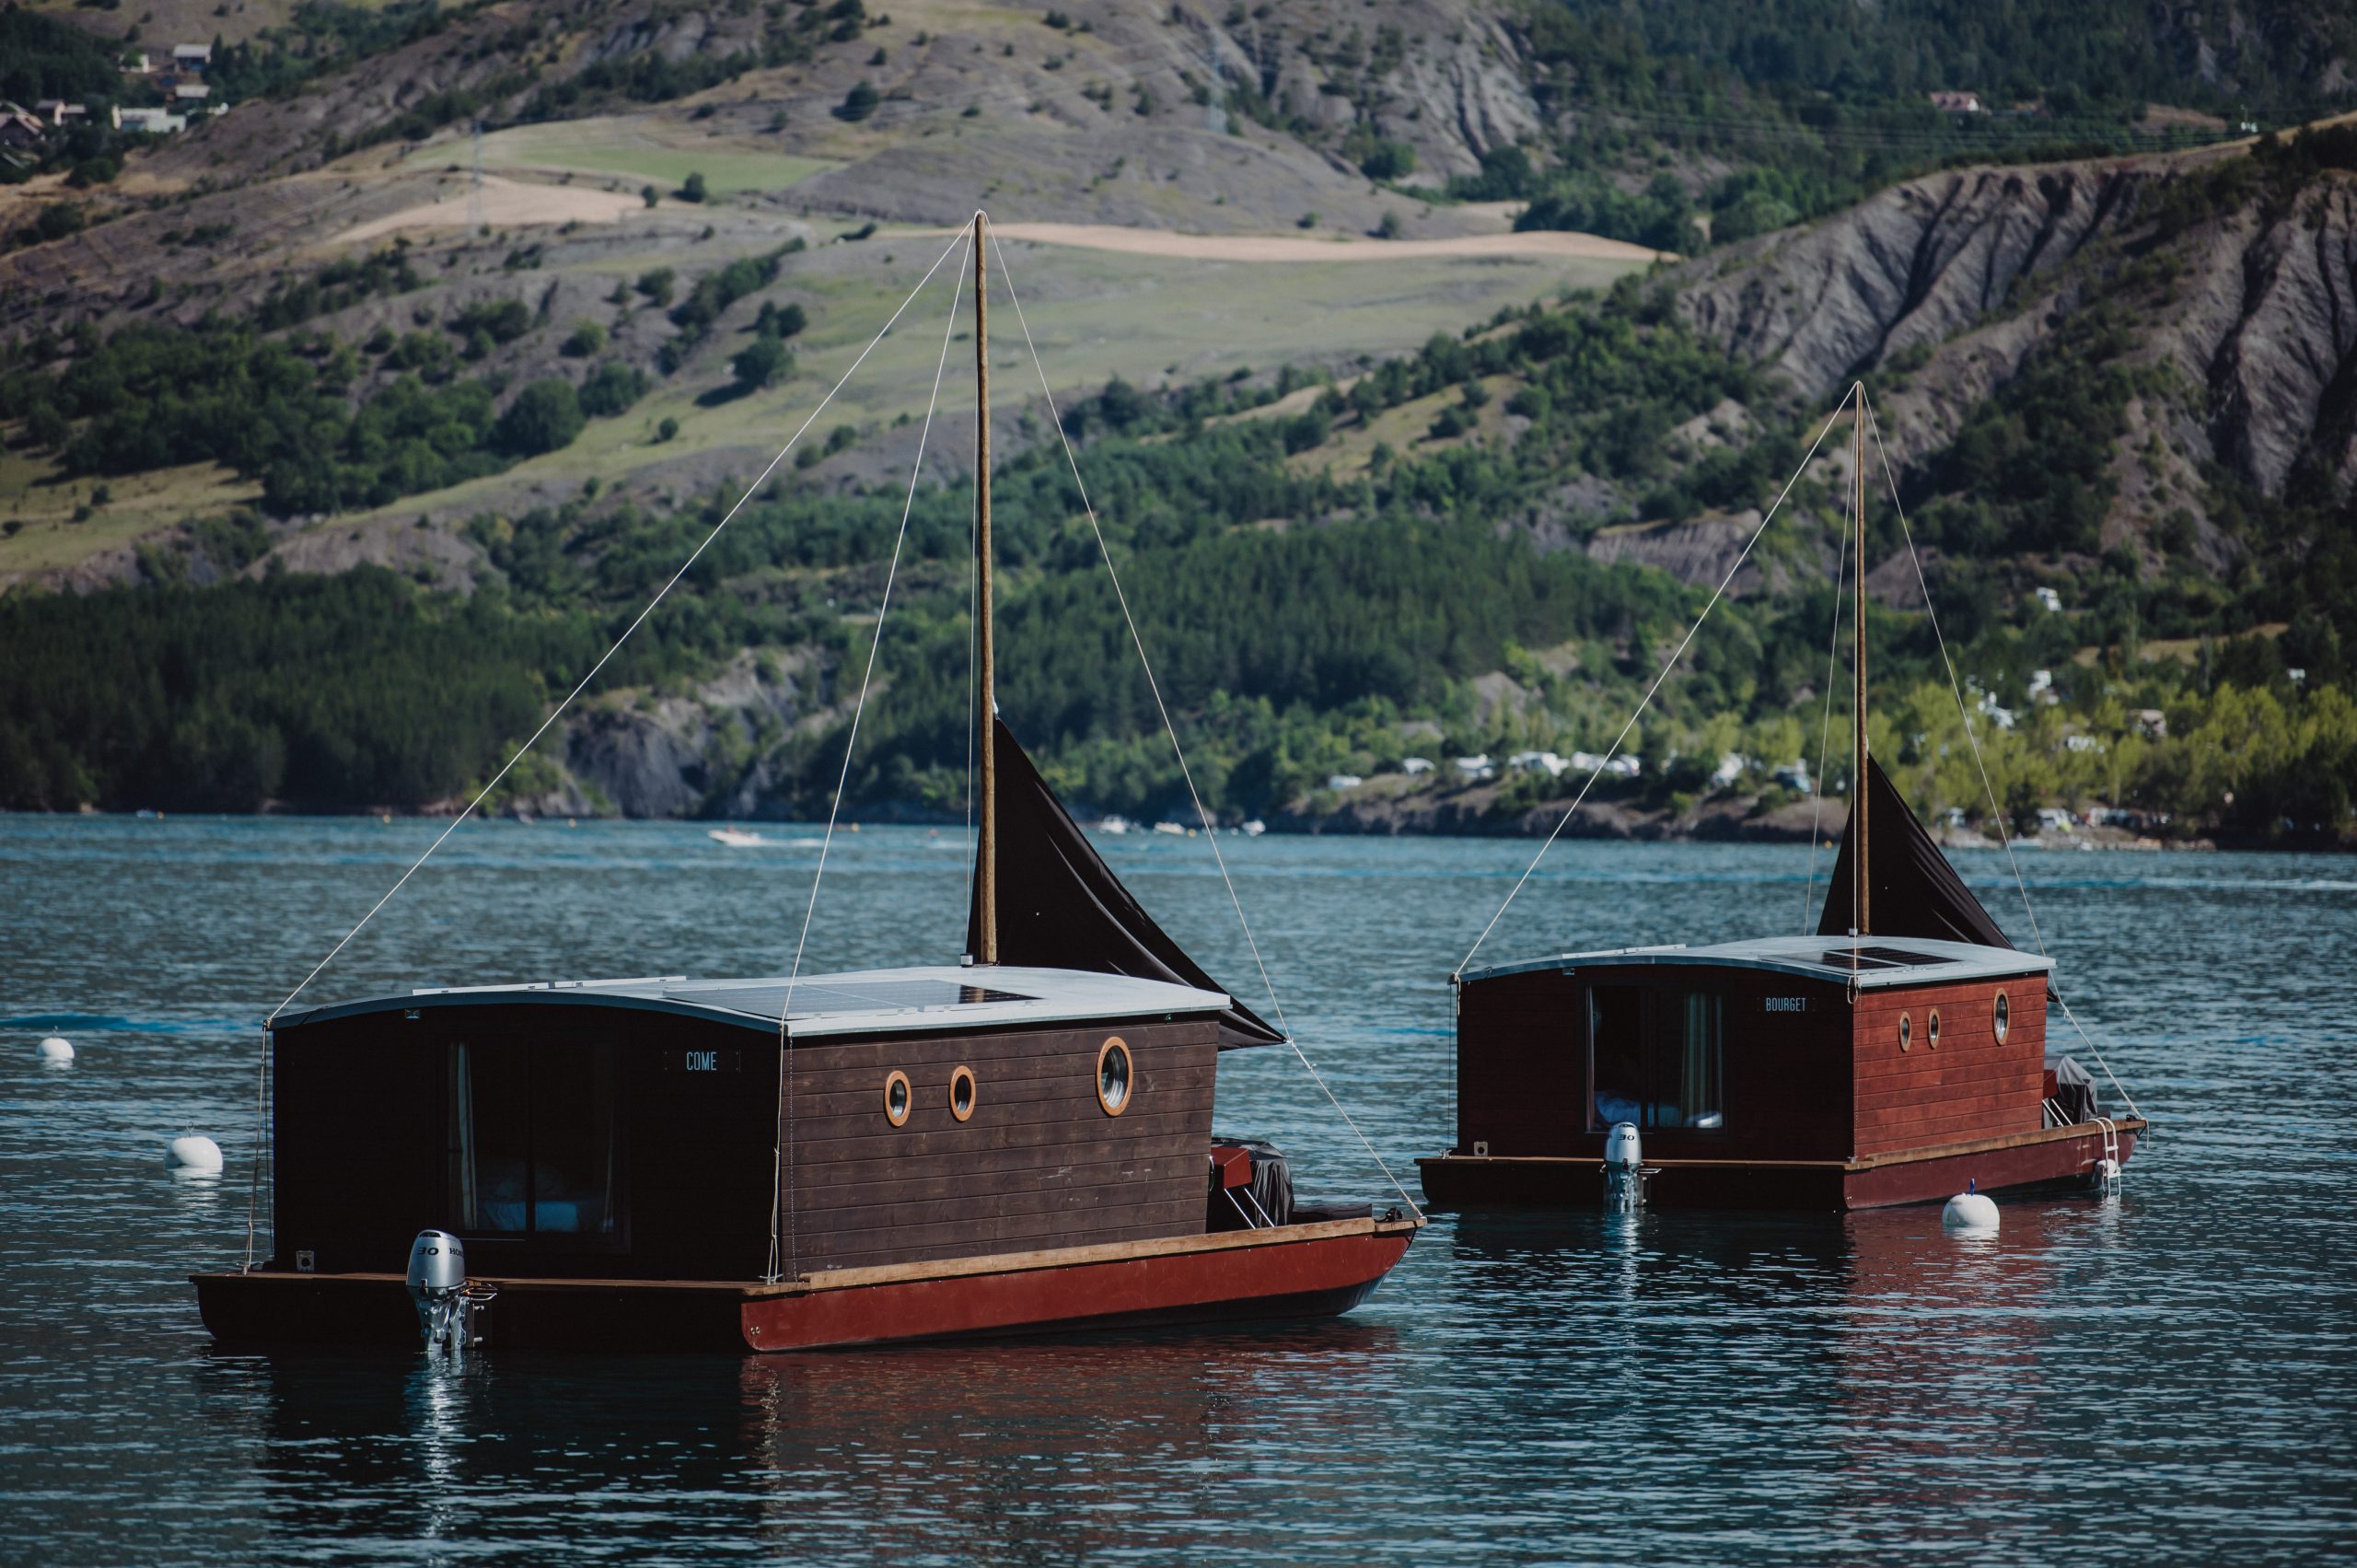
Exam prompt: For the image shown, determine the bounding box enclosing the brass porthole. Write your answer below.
[1927,1009,1942,1051]
[948,1064,977,1122]
[1898,1013,1913,1051]
[883,1070,911,1127]
[1096,1037,1133,1116]
[1993,990,2012,1044]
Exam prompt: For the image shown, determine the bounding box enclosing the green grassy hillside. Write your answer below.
[2,1,2353,842]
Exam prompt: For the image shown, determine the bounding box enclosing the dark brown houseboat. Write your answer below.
[1420,390,2143,1213]
[195,215,1418,1352]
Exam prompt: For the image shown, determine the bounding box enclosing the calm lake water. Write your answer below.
[3,814,2353,1564]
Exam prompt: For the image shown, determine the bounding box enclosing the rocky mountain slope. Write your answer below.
[1545,135,2348,604]
[1679,150,2357,499]
[4,2,2355,835]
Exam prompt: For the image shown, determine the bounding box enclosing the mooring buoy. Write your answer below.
[167,1135,225,1172]
[1942,1179,1999,1233]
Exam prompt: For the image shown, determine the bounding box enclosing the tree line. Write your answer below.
[4,239,2353,839]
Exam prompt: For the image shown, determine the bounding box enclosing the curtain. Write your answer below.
[449,1042,478,1228]
[1681,993,1723,1128]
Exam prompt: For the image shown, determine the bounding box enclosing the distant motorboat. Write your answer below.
[1097,815,1133,836]
[1153,821,1187,836]
[708,828,768,848]
[1240,819,1267,837]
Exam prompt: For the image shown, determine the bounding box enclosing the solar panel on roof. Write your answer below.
[1819,947,1951,970]
[664,980,1037,1018]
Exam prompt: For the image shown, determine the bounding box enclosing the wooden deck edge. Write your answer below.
[1415,1154,1850,1171]
[192,1214,1423,1302]
[768,1214,1422,1294]
[1847,1116,2145,1169]
[1416,1117,2145,1176]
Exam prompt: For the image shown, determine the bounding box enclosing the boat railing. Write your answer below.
[1224,1186,1276,1229]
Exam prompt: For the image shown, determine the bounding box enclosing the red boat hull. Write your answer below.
[1418,1120,2142,1211]
[192,1216,1420,1353]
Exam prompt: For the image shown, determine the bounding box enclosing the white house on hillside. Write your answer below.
[115,106,189,134]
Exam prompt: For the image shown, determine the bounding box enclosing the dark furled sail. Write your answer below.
[968,718,1284,1049]
[1817,756,2013,949]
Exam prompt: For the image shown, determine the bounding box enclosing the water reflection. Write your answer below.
[1441,1200,2143,1555]
[238,1324,1410,1562]
[13,823,2357,1564]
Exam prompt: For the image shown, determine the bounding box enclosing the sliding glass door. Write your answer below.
[447,1037,623,1238]
[1587,985,1724,1132]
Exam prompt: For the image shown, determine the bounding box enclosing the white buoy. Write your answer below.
[38,1036,75,1065]
[167,1135,225,1172]
[1942,1179,1999,1233]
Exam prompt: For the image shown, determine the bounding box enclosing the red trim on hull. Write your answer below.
[192,1218,1419,1353]
[1418,1122,2141,1211]
[742,1225,1411,1351]
[1841,1124,2139,1208]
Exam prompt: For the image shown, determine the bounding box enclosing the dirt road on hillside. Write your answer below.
[981,221,1672,264]
[332,176,645,243]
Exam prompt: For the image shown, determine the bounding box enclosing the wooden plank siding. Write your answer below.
[779,1018,1220,1273]
[1455,969,1582,1156]
[273,1022,444,1276]
[1852,977,2045,1156]
[271,1006,784,1281]
[268,1005,1222,1283]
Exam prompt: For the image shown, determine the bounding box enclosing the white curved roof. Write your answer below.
[277,965,1230,1039]
[1460,935,2051,991]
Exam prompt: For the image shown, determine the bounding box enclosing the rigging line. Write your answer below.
[1859,393,2148,1123]
[1858,393,2041,952]
[966,472,979,856]
[985,228,1422,1220]
[1802,476,1853,932]
[240,227,971,1276]
[257,226,972,1033]
[2053,993,2148,1124]
[1458,388,1859,977]
[239,1034,267,1272]
[766,232,971,1284]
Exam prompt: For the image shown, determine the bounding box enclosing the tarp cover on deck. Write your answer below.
[1817,755,2013,949]
[967,718,1285,1050]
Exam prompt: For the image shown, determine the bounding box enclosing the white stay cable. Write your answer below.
[765,233,971,1283]
[1801,472,1853,931]
[259,226,972,1033]
[1459,389,1858,977]
[237,227,970,1273]
[1861,392,2147,1122]
[966,468,980,853]
[986,228,1422,1219]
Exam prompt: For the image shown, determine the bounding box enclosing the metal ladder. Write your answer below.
[2092,1116,2121,1195]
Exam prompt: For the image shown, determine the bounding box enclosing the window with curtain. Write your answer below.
[448,1039,622,1237]
[1677,993,1724,1130]
[1587,987,1725,1132]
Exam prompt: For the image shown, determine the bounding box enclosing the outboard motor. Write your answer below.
[1602,1121,1649,1212]
[406,1229,493,1353]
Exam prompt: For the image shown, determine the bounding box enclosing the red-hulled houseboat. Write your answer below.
[194,215,1417,1351]
[1420,923,2140,1210]
[1419,389,2142,1213]
[193,956,1416,1351]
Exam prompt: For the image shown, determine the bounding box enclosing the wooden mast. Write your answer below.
[973,211,998,965]
[1852,382,1869,937]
